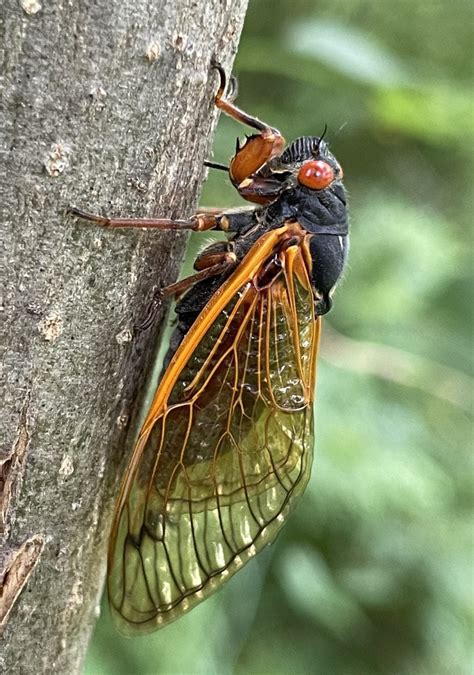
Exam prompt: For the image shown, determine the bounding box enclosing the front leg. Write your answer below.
[212,62,286,196]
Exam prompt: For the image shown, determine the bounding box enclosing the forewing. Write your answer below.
[108,230,320,635]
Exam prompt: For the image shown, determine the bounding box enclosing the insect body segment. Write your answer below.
[68,62,349,635]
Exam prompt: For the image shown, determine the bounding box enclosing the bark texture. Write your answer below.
[0,0,248,671]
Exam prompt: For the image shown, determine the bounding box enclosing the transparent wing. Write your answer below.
[108,228,321,635]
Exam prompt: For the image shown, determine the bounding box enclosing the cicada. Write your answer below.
[70,63,349,635]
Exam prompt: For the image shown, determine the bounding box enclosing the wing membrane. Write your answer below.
[108,227,320,635]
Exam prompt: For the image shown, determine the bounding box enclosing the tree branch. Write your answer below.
[0,0,248,671]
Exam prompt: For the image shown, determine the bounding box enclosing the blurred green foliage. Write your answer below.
[85,1,473,673]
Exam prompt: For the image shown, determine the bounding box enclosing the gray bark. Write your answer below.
[0,0,248,672]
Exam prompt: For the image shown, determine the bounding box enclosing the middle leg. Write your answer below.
[68,206,222,232]
[68,204,259,235]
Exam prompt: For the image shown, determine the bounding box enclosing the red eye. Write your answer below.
[298,160,335,190]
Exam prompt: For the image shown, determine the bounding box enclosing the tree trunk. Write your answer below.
[0,0,248,671]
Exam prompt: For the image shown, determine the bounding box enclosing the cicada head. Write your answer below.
[249,134,343,203]
[280,136,343,188]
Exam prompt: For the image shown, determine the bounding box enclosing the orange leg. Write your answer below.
[212,62,286,198]
[213,61,277,134]
[67,206,221,232]
[68,204,258,235]
[135,253,236,332]
[162,251,236,298]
